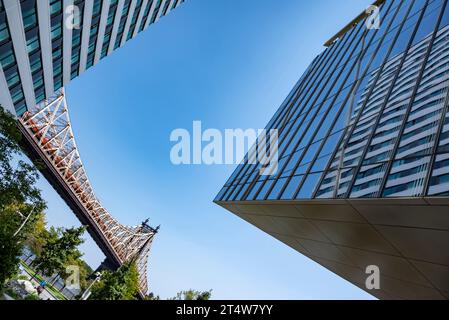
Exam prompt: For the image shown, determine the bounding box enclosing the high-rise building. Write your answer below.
[0,0,184,116]
[216,0,449,299]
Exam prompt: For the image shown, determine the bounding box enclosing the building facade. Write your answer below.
[216,0,449,299]
[0,0,184,116]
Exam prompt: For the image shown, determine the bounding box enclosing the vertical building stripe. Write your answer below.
[4,0,36,108]
[154,0,166,23]
[142,0,157,30]
[108,0,125,55]
[0,66,15,114]
[94,0,110,64]
[120,0,136,47]
[79,0,94,74]
[132,0,148,38]
[62,0,74,86]
[165,0,175,15]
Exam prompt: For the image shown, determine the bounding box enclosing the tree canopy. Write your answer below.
[171,289,212,300]
[0,108,46,214]
[0,108,46,286]
[89,262,140,300]
[32,226,86,278]
[25,212,48,256]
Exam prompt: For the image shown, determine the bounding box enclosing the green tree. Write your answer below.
[144,292,160,300]
[0,205,25,286]
[0,108,46,287]
[171,289,212,300]
[89,262,139,300]
[25,212,49,257]
[32,226,86,278]
[0,108,46,213]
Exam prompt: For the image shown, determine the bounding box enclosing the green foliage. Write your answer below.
[145,289,213,301]
[0,108,46,213]
[0,108,46,287]
[0,206,22,287]
[65,249,93,290]
[144,292,160,300]
[4,287,20,300]
[171,289,212,300]
[25,212,48,256]
[24,293,41,300]
[0,108,90,297]
[89,262,140,300]
[32,226,86,278]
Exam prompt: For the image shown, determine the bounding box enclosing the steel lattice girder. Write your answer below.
[18,89,157,295]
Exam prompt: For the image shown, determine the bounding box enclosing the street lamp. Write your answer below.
[79,272,102,300]
[13,206,36,237]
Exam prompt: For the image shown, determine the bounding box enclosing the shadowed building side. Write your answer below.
[0,0,186,116]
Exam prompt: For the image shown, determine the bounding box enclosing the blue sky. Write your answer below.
[36,0,376,299]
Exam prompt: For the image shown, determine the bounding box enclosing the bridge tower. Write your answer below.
[17,89,157,296]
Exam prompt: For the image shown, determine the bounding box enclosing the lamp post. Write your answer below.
[13,206,36,237]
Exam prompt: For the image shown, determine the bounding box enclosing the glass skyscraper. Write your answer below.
[217,0,449,300]
[0,0,185,116]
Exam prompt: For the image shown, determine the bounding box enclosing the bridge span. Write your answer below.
[16,89,157,297]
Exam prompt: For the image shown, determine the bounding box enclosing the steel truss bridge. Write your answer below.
[16,89,157,297]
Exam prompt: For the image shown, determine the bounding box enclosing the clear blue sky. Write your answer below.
[36,0,376,299]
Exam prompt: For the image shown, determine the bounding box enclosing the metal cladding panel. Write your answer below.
[217,198,449,300]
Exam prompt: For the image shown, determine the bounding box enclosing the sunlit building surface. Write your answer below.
[216,0,449,299]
